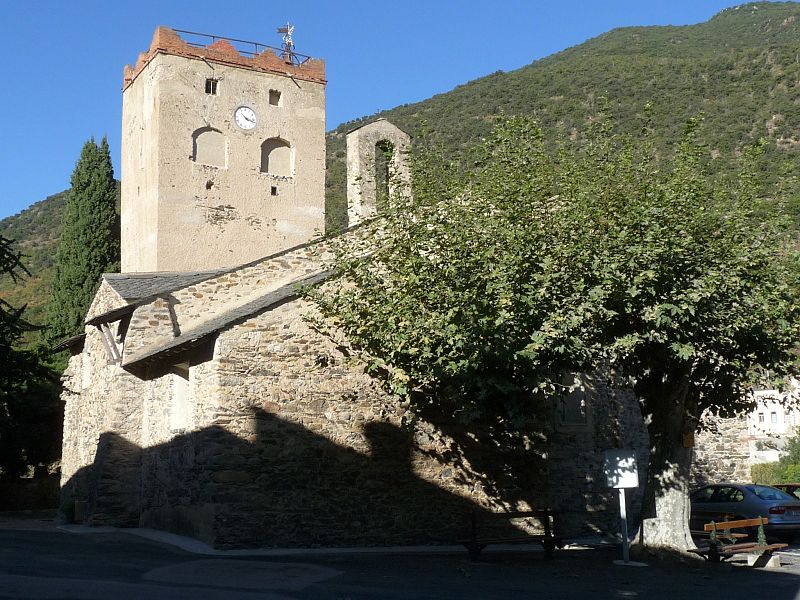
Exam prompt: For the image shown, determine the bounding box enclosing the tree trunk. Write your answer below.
[634,374,697,553]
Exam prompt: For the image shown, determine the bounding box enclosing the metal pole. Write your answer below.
[619,488,629,563]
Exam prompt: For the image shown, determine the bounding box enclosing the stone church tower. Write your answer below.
[120,27,327,272]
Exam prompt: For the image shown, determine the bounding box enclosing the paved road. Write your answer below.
[1,515,800,599]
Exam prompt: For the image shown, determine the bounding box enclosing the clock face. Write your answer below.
[234,106,257,130]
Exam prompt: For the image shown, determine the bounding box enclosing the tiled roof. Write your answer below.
[98,222,367,308]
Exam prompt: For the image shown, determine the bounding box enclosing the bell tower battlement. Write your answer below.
[122,26,326,90]
[121,27,326,273]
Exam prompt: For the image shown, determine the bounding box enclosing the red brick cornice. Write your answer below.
[122,27,326,90]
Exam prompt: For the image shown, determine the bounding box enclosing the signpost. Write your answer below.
[603,449,647,567]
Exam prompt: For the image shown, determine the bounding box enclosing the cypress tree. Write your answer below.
[46,137,119,342]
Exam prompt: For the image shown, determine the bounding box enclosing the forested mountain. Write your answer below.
[0,191,67,326]
[3,1,799,321]
[325,1,800,229]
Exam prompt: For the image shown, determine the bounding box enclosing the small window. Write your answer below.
[205,78,218,95]
[269,89,281,106]
[270,186,278,196]
[758,413,765,423]
[771,412,778,424]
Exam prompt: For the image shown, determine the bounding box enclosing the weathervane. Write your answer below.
[277,23,295,63]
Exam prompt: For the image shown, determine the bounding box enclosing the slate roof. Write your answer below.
[99,229,347,306]
[121,269,333,368]
[52,332,86,353]
[103,270,226,301]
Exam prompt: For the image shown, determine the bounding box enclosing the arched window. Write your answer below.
[260,138,293,176]
[192,127,226,168]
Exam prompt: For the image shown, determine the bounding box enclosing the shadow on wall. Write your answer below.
[61,408,562,549]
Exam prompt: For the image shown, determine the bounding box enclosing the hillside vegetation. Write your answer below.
[326,2,800,229]
[3,2,800,321]
[0,192,67,326]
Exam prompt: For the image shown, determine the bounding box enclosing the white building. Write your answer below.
[748,386,800,464]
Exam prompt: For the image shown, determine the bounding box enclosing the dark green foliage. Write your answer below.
[315,114,800,425]
[325,1,800,233]
[46,137,119,343]
[312,113,800,547]
[0,236,61,479]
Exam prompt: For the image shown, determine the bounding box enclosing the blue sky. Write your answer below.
[0,1,780,220]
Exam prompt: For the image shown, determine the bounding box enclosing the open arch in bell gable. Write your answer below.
[346,119,411,226]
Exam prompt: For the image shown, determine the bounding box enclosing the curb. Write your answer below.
[58,525,613,557]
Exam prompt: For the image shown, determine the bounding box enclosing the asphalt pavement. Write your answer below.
[1,511,800,599]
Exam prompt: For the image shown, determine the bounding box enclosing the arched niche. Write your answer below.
[346,119,411,227]
[192,127,227,168]
[260,138,293,177]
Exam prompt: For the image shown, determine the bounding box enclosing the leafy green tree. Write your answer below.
[311,115,800,551]
[46,137,119,342]
[0,236,61,479]
[780,427,800,467]
[751,462,782,485]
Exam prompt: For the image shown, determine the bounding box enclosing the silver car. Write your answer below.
[690,483,800,538]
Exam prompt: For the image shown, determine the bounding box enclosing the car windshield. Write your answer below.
[747,485,796,501]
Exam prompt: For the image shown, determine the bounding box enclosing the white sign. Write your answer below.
[603,449,639,489]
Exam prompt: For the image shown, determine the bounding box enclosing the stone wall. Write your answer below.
[122,237,333,364]
[61,291,650,548]
[123,298,552,547]
[691,413,751,487]
[85,280,126,322]
[547,378,649,537]
[60,328,166,526]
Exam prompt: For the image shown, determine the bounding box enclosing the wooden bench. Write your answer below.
[691,530,748,544]
[688,517,788,565]
[458,509,563,561]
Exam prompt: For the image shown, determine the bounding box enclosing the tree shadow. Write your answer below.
[62,409,561,549]
[410,374,650,540]
[61,369,659,548]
